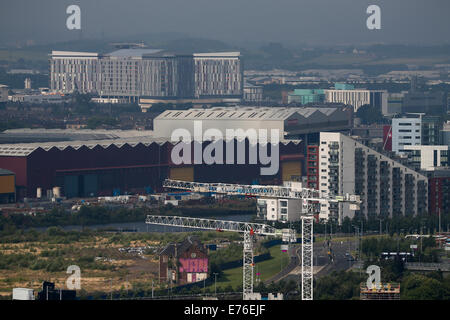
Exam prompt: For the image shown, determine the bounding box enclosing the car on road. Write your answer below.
[345,253,355,261]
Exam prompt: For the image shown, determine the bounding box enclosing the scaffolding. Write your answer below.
[360,283,401,300]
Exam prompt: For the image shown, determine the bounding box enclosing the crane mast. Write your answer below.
[158,179,360,301]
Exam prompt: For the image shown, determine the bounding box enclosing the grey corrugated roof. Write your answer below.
[0,136,171,157]
[156,107,340,121]
[0,129,155,145]
[0,136,301,157]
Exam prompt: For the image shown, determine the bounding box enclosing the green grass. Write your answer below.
[208,245,291,291]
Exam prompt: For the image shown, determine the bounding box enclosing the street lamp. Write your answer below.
[352,225,362,276]
[213,272,219,296]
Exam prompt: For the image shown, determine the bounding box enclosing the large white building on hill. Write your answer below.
[50,50,242,104]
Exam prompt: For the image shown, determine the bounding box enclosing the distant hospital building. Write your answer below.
[50,49,242,107]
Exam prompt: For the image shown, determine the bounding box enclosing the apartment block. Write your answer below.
[402,145,449,171]
[392,115,443,154]
[256,198,302,222]
[392,117,422,154]
[319,132,428,222]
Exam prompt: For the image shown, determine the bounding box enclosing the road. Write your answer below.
[267,238,360,285]
[264,244,300,284]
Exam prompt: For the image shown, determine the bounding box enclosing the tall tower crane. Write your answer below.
[145,215,296,300]
[158,179,361,300]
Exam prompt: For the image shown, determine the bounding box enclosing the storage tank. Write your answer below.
[13,288,34,300]
[53,187,61,198]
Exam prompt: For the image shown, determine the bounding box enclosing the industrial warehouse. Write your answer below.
[0,106,352,201]
[0,132,305,200]
[152,106,353,142]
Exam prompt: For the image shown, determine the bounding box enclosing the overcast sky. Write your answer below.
[1,0,449,47]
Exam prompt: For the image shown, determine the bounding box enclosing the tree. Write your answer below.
[355,104,385,125]
[401,274,445,300]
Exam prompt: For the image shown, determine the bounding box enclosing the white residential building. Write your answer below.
[402,145,449,170]
[0,84,8,102]
[392,117,422,154]
[324,88,388,112]
[319,132,428,222]
[256,181,305,222]
[256,198,302,222]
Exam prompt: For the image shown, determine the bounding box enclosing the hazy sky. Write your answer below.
[1,0,449,46]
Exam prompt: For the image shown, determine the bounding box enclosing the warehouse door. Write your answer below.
[169,167,194,181]
[64,175,79,198]
[282,161,301,182]
[83,174,98,197]
[0,175,14,194]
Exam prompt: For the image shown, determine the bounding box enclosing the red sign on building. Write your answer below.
[383,125,392,151]
[179,258,209,273]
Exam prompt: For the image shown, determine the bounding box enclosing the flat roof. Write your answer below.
[51,50,239,59]
[51,51,99,57]
[193,52,240,57]
[106,49,165,58]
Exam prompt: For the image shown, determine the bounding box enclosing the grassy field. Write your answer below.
[209,245,290,291]
[0,235,161,296]
[0,229,248,297]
